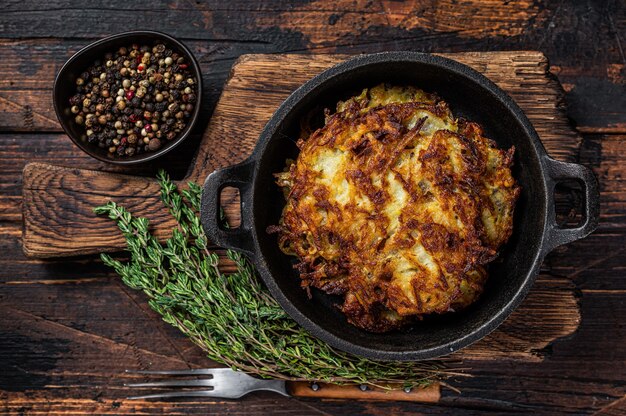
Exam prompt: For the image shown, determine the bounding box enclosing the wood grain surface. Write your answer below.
[1,1,625,414]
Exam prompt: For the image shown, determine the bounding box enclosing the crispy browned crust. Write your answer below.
[270,85,520,332]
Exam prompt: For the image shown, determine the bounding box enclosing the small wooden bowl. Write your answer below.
[53,30,202,165]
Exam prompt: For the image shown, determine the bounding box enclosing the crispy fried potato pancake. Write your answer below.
[271,84,520,332]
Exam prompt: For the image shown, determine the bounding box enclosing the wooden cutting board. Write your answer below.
[21,52,581,370]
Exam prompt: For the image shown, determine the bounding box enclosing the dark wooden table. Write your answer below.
[1,2,625,415]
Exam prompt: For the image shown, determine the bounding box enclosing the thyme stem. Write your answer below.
[94,170,458,388]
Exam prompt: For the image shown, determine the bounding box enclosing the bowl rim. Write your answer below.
[52,30,203,165]
[249,51,550,360]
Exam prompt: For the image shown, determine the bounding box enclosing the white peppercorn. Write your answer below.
[68,42,197,157]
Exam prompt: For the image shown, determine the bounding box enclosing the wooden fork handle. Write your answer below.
[286,381,440,402]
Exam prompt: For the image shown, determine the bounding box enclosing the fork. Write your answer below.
[124,367,441,402]
[125,368,288,400]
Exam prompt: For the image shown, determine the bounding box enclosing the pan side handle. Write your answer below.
[541,157,600,256]
[200,159,256,257]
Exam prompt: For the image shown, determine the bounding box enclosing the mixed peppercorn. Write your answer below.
[69,43,197,157]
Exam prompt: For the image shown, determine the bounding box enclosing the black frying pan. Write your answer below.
[200,52,599,361]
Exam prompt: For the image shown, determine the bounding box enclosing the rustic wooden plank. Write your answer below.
[22,163,177,256]
[0,1,570,40]
[592,396,626,416]
[20,163,242,258]
[0,271,621,414]
[1,397,325,416]
[458,274,579,361]
[22,51,583,257]
[0,303,440,405]
[0,1,623,132]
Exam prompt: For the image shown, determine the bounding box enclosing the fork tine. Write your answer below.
[125,379,213,388]
[125,369,214,376]
[127,390,218,400]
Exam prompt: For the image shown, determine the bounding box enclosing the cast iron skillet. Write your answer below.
[200,52,599,361]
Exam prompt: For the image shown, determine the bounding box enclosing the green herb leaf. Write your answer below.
[94,171,457,388]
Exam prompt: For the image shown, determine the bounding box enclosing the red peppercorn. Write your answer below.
[71,42,194,158]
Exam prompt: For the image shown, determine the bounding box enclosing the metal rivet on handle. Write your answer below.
[404,387,412,393]
[310,383,320,391]
[359,384,368,391]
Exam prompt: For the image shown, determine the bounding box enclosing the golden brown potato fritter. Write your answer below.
[271,84,520,332]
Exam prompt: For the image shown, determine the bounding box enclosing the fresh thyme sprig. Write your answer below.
[94,170,455,388]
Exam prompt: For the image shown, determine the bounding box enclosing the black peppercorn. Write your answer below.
[68,41,197,158]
